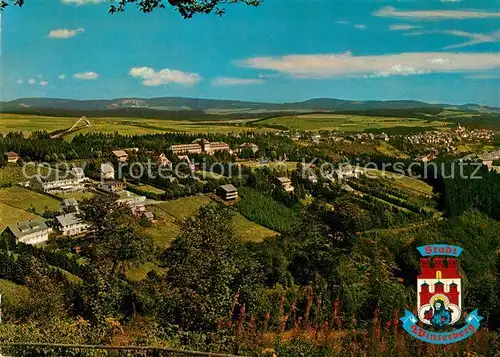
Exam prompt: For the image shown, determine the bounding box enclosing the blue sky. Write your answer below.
[2,0,500,105]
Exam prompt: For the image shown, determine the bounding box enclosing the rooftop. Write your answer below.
[219,184,238,193]
[56,213,82,227]
[112,150,128,157]
[7,219,49,238]
[276,177,291,183]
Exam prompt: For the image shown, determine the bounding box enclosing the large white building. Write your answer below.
[56,213,88,237]
[29,167,86,192]
[3,219,52,245]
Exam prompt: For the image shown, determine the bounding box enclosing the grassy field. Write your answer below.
[127,183,165,195]
[0,202,39,231]
[238,160,300,171]
[376,142,410,159]
[155,195,214,221]
[149,195,276,248]
[0,114,268,137]
[145,206,181,248]
[231,213,276,242]
[364,169,434,196]
[0,164,50,186]
[53,190,96,201]
[0,186,60,214]
[0,279,30,308]
[258,114,451,132]
[125,262,165,282]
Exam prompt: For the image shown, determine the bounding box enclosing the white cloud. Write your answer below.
[129,66,201,86]
[37,74,43,78]
[58,74,66,80]
[16,79,23,84]
[390,24,421,31]
[61,0,105,5]
[212,77,265,86]
[74,72,99,80]
[39,80,49,86]
[335,20,366,30]
[407,29,500,49]
[441,0,461,2]
[374,6,500,20]
[28,79,36,85]
[48,28,84,39]
[237,51,500,79]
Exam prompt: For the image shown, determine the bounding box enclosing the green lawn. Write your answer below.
[127,183,165,195]
[156,195,214,221]
[238,160,300,171]
[0,279,30,308]
[0,113,268,138]
[125,262,165,282]
[0,164,50,186]
[231,213,277,242]
[364,169,434,196]
[54,190,96,201]
[258,114,450,132]
[0,186,60,214]
[149,195,276,247]
[145,206,181,248]
[0,202,39,231]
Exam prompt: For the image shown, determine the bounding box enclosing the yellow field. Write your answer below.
[0,113,268,137]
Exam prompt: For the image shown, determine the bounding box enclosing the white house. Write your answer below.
[99,180,126,193]
[4,219,52,245]
[56,213,88,237]
[101,163,115,180]
[60,198,79,212]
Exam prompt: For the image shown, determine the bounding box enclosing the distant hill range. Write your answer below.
[1,97,499,118]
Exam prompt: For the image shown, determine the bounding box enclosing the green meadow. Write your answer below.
[258,113,451,131]
[0,113,266,137]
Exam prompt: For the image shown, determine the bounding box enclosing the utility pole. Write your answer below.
[0,293,2,324]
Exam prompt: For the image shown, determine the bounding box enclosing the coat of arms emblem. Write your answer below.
[400,244,483,344]
[417,255,461,328]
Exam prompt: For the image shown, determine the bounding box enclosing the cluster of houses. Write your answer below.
[406,126,494,149]
[1,198,88,247]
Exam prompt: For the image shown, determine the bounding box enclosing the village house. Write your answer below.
[101,163,115,180]
[142,211,155,222]
[2,219,52,246]
[216,184,239,201]
[116,191,147,206]
[29,167,86,192]
[311,134,321,144]
[5,151,20,163]
[276,177,294,193]
[154,153,172,168]
[112,150,129,162]
[99,180,126,193]
[239,143,259,153]
[60,198,79,213]
[56,213,88,237]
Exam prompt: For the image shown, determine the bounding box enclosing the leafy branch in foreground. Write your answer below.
[0,0,262,18]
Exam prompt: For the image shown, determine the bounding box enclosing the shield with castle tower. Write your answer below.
[417,255,462,328]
